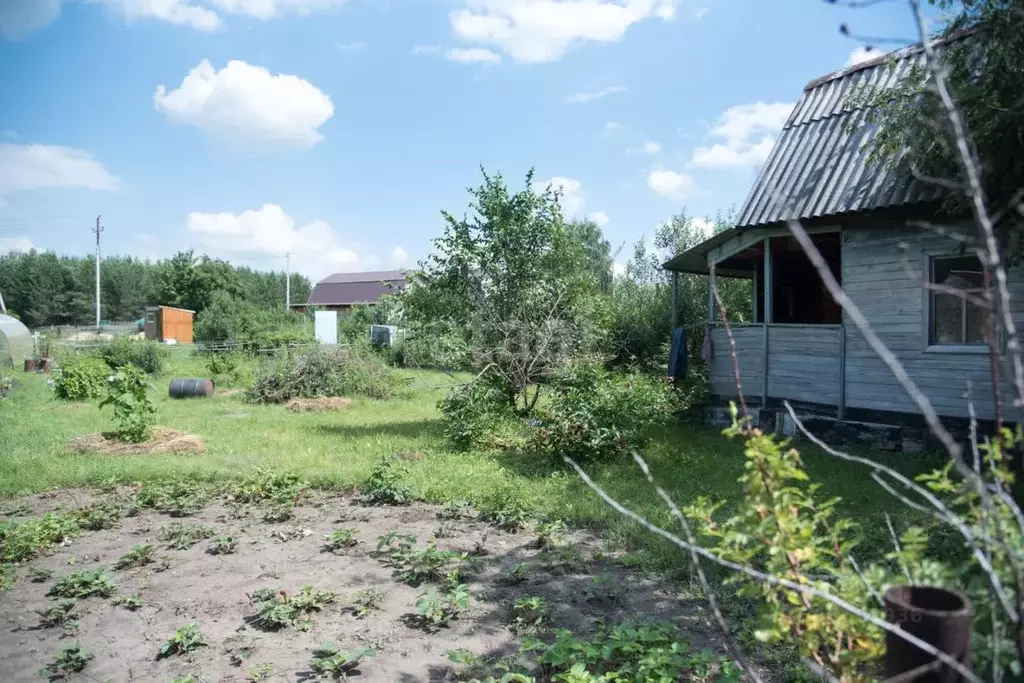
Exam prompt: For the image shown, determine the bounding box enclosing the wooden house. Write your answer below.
[144,306,194,344]
[664,42,1021,433]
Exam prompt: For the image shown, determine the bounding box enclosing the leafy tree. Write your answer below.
[610,209,751,368]
[156,250,243,314]
[405,168,608,411]
[862,0,1024,244]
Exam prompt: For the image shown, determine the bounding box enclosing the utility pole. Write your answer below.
[93,215,103,332]
[285,252,291,310]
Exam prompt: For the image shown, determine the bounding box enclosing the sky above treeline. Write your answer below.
[0,0,933,282]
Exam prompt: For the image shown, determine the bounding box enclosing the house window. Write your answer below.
[929,255,986,346]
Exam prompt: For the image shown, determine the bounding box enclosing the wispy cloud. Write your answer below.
[412,44,442,55]
[567,85,627,104]
[446,47,501,64]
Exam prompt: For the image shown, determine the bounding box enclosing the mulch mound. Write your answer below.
[68,426,205,455]
[284,397,352,413]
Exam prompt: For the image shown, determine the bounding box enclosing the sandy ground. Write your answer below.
[0,490,728,683]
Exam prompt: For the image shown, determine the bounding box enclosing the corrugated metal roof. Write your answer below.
[735,43,945,229]
[319,270,405,284]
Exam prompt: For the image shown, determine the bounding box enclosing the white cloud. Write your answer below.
[693,217,714,237]
[0,237,36,253]
[446,47,501,63]
[612,261,626,277]
[692,5,708,19]
[450,0,678,63]
[208,0,343,20]
[336,41,366,51]
[187,204,367,280]
[603,121,623,133]
[534,176,585,216]
[642,141,661,154]
[154,60,334,150]
[96,0,221,31]
[413,44,442,55]
[391,246,409,264]
[0,0,61,40]
[0,144,118,199]
[846,45,877,67]
[689,101,793,169]
[647,169,695,201]
[566,85,626,104]
[588,211,609,225]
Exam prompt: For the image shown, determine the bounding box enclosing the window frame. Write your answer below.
[922,251,992,354]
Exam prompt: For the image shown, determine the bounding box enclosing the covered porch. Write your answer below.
[665,225,849,418]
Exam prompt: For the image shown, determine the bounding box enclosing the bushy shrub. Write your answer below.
[203,352,251,387]
[438,375,513,450]
[99,364,155,443]
[95,338,167,375]
[194,289,312,352]
[53,357,109,401]
[532,363,679,461]
[389,329,470,370]
[246,344,401,404]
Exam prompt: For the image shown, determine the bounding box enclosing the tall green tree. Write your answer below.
[863,0,1024,240]
[404,168,609,411]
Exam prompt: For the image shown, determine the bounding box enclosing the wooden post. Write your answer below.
[707,261,716,323]
[671,270,679,330]
[762,324,769,406]
[838,325,846,419]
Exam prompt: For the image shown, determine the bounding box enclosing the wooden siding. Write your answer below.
[709,325,764,399]
[842,223,1024,420]
[767,325,841,405]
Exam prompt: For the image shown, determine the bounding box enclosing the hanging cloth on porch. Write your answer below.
[700,324,714,364]
[668,327,687,380]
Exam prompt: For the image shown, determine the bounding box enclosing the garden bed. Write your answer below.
[0,489,736,682]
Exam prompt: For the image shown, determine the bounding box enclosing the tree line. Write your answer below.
[0,249,312,328]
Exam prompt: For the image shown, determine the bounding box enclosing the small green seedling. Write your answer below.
[73,501,122,531]
[113,593,143,610]
[510,596,548,636]
[414,584,469,628]
[433,521,457,538]
[261,504,293,523]
[248,585,337,631]
[159,623,207,658]
[387,539,464,586]
[503,562,530,585]
[171,677,201,683]
[540,545,587,574]
[229,646,255,667]
[309,642,374,679]
[113,544,155,570]
[324,528,359,553]
[135,480,211,517]
[28,567,55,583]
[159,522,215,550]
[375,531,416,555]
[533,519,567,550]
[437,501,474,520]
[477,491,530,532]
[208,536,238,555]
[248,663,273,682]
[35,600,80,635]
[345,587,383,618]
[47,569,116,599]
[585,573,619,604]
[358,455,417,505]
[40,643,92,681]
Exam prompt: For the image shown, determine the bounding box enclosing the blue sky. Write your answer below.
[0,0,928,281]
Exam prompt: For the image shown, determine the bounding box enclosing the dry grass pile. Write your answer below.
[284,397,352,413]
[68,426,205,455]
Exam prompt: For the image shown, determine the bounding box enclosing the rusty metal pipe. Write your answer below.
[884,585,972,683]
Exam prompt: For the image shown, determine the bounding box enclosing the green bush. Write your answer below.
[388,329,470,370]
[203,352,252,387]
[532,363,679,462]
[438,375,513,450]
[53,357,109,401]
[99,364,155,443]
[246,344,401,404]
[194,289,312,352]
[95,338,167,375]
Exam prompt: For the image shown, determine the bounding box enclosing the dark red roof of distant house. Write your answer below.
[306,270,406,306]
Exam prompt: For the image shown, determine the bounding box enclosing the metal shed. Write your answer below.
[0,314,32,368]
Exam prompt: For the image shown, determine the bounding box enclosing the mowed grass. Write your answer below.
[0,349,947,569]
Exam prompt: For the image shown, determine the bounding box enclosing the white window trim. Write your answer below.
[922,250,992,355]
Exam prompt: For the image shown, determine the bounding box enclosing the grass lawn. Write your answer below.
[0,349,949,572]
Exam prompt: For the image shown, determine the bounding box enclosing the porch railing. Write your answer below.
[707,323,846,418]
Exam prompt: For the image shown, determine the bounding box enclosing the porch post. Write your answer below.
[707,259,716,323]
[671,270,679,330]
[763,237,773,324]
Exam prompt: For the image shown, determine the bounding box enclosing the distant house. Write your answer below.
[297,270,406,313]
[664,38,1023,434]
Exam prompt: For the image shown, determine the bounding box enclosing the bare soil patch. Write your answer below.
[0,491,729,682]
[285,397,352,413]
[67,426,205,455]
